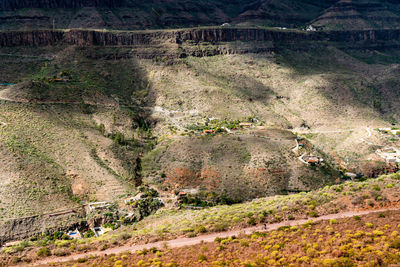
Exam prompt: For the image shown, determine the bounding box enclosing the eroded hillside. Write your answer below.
[3,0,400,31]
[0,11,400,254]
[1,0,400,265]
[0,28,399,216]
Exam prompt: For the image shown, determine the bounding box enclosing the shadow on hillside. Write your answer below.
[30,46,158,188]
[186,57,275,104]
[7,46,157,121]
[274,46,400,122]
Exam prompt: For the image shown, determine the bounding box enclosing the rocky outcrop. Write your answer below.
[176,28,318,43]
[0,0,122,10]
[62,30,176,46]
[0,30,64,46]
[178,28,400,44]
[0,30,176,47]
[2,28,400,48]
[0,208,86,243]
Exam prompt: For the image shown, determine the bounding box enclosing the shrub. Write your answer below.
[80,102,92,114]
[97,123,106,135]
[217,245,226,251]
[278,226,291,232]
[113,132,126,145]
[55,239,71,247]
[77,257,87,263]
[353,216,361,221]
[37,248,51,257]
[373,230,384,236]
[119,233,131,241]
[181,228,194,233]
[53,248,69,256]
[214,223,228,232]
[248,217,257,226]
[365,222,374,228]
[333,186,343,192]
[351,196,364,206]
[149,247,159,253]
[195,225,207,233]
[83,230,95,238]
[246,212,254,218]
[274,215,282,222]
[240,240,249,247]
[390,239,400,249]
[329,219,338,225]
[378,213,386,218]
[198,254,207,262]
[214,237,223,243]
[303,220,315,228]
[136,249,148,256]
[372,184,381,191]
[391,173,400,180]
[186,232,197,238]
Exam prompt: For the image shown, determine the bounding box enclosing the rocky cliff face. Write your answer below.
[0,0,122,10]
[1,28,400,48]
[0,30,174,47]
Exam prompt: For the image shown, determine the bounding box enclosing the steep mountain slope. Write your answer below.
[0,43,341,215]
[0,0,337,30]
[312,0,400,30]
[235,0,337,27]
[0,46,152,223]
[0,30,400,214]
[2,0,400,249]
[0,102,136,220]
[3,0,400,31]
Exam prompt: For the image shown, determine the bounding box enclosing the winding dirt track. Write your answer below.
[33,208,399,266]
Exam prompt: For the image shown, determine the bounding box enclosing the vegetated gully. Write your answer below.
[33,208,400,266]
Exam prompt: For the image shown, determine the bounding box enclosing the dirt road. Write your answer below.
[294,129,357,134]
[33,208,399,266]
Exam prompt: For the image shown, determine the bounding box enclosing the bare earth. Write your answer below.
[33,208,399,266]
